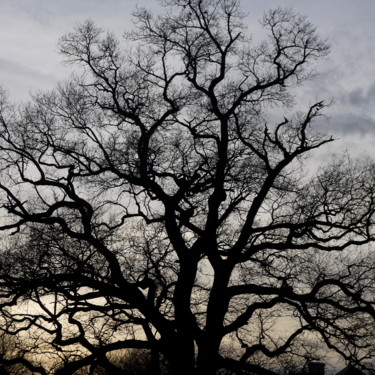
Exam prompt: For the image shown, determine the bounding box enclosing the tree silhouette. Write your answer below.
[0,1,374,374]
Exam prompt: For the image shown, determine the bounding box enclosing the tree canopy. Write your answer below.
[0,1,374,374]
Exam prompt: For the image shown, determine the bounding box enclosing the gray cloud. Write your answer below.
[345,83,375,109]
[0,0,374,155]
[0,57,54,79]
[326,113,375,136]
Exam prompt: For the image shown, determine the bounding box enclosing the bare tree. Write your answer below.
[0,1,375,374]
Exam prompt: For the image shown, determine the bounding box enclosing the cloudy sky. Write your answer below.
[0,0,374,162]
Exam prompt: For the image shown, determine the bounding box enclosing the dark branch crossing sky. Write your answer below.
[0,0,374,161]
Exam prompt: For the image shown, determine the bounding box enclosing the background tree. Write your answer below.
[0,0,375,374]
[0,326,47,375]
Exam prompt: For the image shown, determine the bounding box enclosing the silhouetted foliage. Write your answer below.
[0,0,375,374]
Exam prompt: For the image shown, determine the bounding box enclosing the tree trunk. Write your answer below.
[196,341,221,375]
[166,254,198,375]
[165,341,196,375]
[194,265,231,375]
